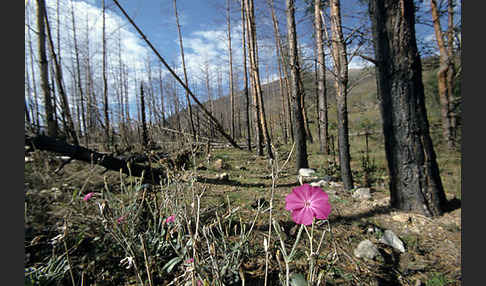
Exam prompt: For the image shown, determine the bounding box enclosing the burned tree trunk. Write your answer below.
[26,135,165,184]
[369,0,448,216]
[36,0,57,137]
[240,0,252,151]
[286,0,309,169]
[315,0,329,155]
[330,0,353,190]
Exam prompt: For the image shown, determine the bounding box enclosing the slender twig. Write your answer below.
[140,234,154,286]
[62,220,76,286]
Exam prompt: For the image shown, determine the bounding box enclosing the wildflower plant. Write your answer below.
[273,184,333,286]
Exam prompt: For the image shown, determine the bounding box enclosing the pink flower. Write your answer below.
[185,258,194,264]
[117,215,126,224]
[164,215,175,224]
[83,192,94,202]
[285,184,331,226]
[197,280,202,286]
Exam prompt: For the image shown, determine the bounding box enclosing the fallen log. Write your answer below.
[25,135,165,184]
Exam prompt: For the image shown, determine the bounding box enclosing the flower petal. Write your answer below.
[309,186,329,201]
[291,207,314,225]
[312,201,332,220]
[285,192,304,210]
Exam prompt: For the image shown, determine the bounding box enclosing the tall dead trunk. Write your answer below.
[140,83,149,148]
[203,61,215,138]
[36,0,57,137]
[173,0,196,140]
[268,0,294,142]
[315,0,329,154]
[430,0,456,149]
[158,62,167,127]
[240,0,252,151]
[227,0,236,140]
[286,0,308,169]
[70,0,86,141]
[330,0,353,190]
[267,0,289,144]
[43,3,79,145]
[244,0,274,159]
[26,4,40,132]
[369,0,448,216]
[102,0,110,144]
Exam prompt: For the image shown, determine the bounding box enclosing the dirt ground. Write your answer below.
[24,147,461,285]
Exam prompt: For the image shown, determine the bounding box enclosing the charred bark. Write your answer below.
[26,135,165,184]
[369,0,448,216]
[286,0,309,169]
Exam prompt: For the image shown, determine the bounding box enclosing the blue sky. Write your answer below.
[25,0,460,123]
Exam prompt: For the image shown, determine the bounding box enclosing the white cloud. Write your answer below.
[26,0,151,119]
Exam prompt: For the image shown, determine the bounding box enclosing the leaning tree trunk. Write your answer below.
[173,0,196,140]
[330,0,353,190]
[369,0,448,217]
[43,3,79,145]
[286,0,309,170]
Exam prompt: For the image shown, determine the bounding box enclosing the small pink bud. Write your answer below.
[83,192,94,202]
[185,258,194,264]
[164,215,175,224]
[117,215,126,224]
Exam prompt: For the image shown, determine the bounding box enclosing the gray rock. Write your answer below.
[354,239,380,259]
[214,158,226,170]
[218,172,229,181]
[310,180,329,188]
[298,168,316,177]
[379,230,405,253]
[352,187,372,200]
[196,163,207,170]
[298,168,317,184]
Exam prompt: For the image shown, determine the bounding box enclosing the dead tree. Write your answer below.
[244,0,274,159]
[173,0,196,140]
[139,83,150,148]
[314,0,329,155]
[43,2,79,145]
[36,0,57,137]
[286,0,309,169]
[329,0,354,190]
[26,134,165,184]
[430,0,458,149]
[369,0,448,216]
[227,0,236,140]
[112,0,241,149]
[102,0,111,144]
[240,0,252,151]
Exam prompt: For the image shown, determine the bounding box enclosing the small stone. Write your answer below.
[310,180,329,188]
[298,168,317,185]
[196,163,207,170]
[218,172,229,181]
[354,239,380,259]
[379,230,405,253]
[214,159,225,170]
[354,240,380,260]
[298,168,316,177]
[392,213,410,223]
[352,188,372,200]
